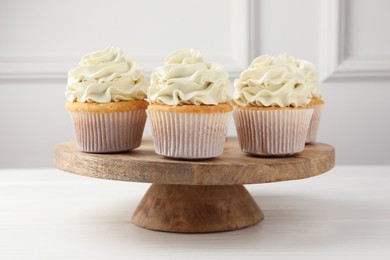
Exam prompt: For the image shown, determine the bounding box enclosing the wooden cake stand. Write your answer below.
[54,137,335,233]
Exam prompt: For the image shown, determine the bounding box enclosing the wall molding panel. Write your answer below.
[0,0,256,80]
[319,0,390,82]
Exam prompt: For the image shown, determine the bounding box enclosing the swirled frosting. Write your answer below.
[233,54,319,107]
[147,49,231,106]
[296,59,321,99]
[66,47,148,103]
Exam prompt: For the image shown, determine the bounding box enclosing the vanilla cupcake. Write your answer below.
[65,47,148,153]
[232,54,314,156]
[297,59,324,143]
[147,49,232,159]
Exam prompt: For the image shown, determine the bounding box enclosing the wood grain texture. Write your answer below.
[54,137,335,185]
[131,184,263,233]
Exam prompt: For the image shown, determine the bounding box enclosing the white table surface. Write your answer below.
[0,166,389,260]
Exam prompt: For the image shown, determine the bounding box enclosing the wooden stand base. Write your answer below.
[55,139,335,233]
[131,184,264,233]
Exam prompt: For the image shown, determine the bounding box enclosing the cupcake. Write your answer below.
[297,59,324,143]
[65,47,148,153]
[232,54,314,156]
[147,49,232,159]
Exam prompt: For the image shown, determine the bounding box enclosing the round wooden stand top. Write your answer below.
[54,137,335,185]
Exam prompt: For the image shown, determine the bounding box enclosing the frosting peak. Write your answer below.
[79,47,121,66]
[66,47,148,103]
[233,54,319,107]
[165,49,204,65]
[148,49,231,106]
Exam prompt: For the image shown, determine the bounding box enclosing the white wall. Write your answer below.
[0,0,389,168]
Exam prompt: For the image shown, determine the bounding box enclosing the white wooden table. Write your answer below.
[1,166,389,260]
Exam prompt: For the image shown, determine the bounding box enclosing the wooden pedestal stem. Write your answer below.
[131,184,263,233]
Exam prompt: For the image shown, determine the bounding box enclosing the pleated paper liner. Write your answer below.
[69,109,147,153]
[147,111,231,159]
[306,104,323,144]
[233,108,313,156]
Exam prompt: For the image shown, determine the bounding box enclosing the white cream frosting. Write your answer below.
[66,47,148,103]
[296,59,321,99]
[233,54,319,107]
[147,49,231,106]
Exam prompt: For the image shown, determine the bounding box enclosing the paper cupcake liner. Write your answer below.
[233,108,313,156]
[306,104,324,144]
[147,111,231,159]
[69,110,146,153]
